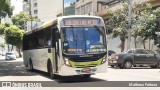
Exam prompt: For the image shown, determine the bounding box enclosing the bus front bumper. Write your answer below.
[59,62,108,76]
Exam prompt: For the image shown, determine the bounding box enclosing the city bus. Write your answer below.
[23,15,108,79]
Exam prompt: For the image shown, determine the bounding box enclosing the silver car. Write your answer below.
[5,52,16,60]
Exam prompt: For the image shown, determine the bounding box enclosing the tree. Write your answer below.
[0,22,11,35]
[0,24,5,35]
[12,12,39,30]
[137,4,157,49]
[152,7,160,48]
[108,3,128,52]
[0,43,5,52]
[0,0,13,23]
[0,22,11,52]
[4,25,24,57]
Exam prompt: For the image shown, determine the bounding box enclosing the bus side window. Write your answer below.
[44,27,52,47]
[52,28,59,46]
[38,30,45,48]
[28,35,33,49]
[33,32,39,49]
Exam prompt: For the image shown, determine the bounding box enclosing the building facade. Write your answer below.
[23,0,56,22]
[75,0,107,15]
[75,0,160,52]
[64,2,75,15]
[95,0,160,52]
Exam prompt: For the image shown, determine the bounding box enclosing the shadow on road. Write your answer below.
[31,69,107,83]
[0,58,107,83]
[55,76,107,83]
[108,66,159,69]
[0,59,39,76]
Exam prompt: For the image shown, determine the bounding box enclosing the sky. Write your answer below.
[10,0,75,16]
[11,0,23,15]
[64,0,75,7]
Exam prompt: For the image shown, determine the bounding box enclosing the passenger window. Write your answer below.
[38,30,45,48]
[135,50,147,54]
[44,27,52,47]
[141,50,148,54]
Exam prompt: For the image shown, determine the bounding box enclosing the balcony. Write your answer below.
[96,0,160,19]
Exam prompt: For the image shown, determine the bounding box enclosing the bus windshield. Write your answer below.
[62,27,106,55]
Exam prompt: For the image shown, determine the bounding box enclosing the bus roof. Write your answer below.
[25,15,103,35]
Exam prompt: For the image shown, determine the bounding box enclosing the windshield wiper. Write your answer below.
[94,25,105,36]
[70,26,78,53]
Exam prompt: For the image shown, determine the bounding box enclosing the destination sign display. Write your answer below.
[64,18,99,26]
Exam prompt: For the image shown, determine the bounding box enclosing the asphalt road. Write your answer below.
[0,56,160,90]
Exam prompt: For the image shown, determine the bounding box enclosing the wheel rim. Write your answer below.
[125,61,131,68]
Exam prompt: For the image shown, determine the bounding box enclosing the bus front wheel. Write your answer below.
[48,62,57,79]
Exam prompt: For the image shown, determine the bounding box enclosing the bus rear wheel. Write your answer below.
[28,60,34,71]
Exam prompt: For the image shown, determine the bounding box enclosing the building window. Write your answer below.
[85,5,88,14]
[81,6,85,14]
[106,0,122,7]
[88,3,92,13]
[34,10,38,14]
[76,8,80,15]
[34,3,37,7]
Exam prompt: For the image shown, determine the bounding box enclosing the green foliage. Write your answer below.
[12,12,39,30]
[0,42,5,49]
[108,2,160,50]
[4,25,24,48]
[0,24,5,35]
[0,22,11,35]
[0,0,13,22]
[107,3,129,52]
[108,3,128,41]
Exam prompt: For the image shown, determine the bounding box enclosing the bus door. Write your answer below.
[52,27,59,73]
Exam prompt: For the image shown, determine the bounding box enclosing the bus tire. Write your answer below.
[48,61,56,79]
[28,59,34,71]
[83,74,91,79]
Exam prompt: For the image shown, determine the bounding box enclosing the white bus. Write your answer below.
[23,15,108,79]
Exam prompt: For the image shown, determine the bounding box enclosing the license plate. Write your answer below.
[81,67,91,73]
[112,61,117,63]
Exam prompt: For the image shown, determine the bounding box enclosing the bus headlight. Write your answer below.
[101,56,107,64]
[64,58,71,67]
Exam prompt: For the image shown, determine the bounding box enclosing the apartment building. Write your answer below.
[23,0,56,22]
[75,0,108,15]
[75,0,160,52]
[95,0,160,52]
[96,0,160,19]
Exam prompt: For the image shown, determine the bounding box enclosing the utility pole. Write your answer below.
[30,0,32,31]
[127,0,132,50]
[62,0,64,16]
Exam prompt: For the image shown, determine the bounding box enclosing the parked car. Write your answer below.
[107,50,116,67]
[2,52,6,56]
[5,52,16,60]
[110,49,160,69]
